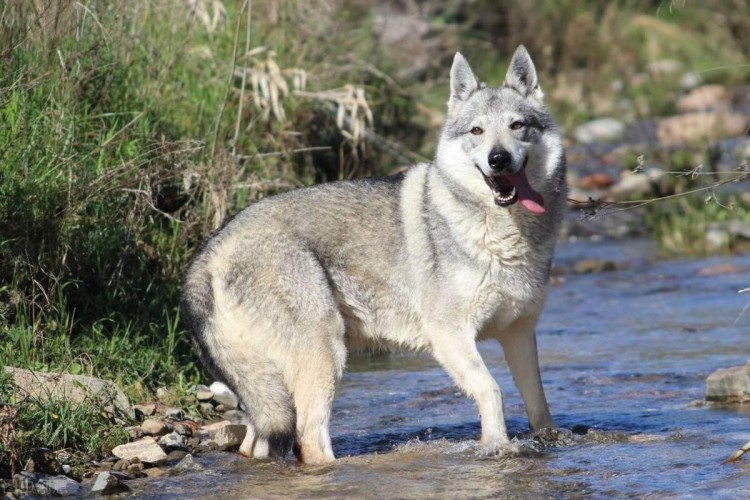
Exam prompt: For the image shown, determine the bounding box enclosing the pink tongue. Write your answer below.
[512,171,545,215]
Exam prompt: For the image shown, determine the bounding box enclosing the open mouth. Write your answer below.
[476,158,546,215]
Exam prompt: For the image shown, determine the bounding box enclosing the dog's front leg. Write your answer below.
[429,329,509,451]
[497,315,556,432]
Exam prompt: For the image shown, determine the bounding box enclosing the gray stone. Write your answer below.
[198,402,214,414]
[165,407,185,419]
[133,403,157,418]
[4,367,131,420]
[126,425,143,440]
[91,471,129,495]
[166,450,189,462]
[13,472,82,496]
[172,454,205,474]
[173,422,194,436]
[112,437,167,464]
[141,418,168,436]
[195,390,214,402]
[158,432,187,452]
[156,387,176,404]
[706,362,750,402]
[574,118,626,144]
[209,424,247,452]
[209,381,239,409]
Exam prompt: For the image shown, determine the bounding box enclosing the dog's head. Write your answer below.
[436,46,564,215]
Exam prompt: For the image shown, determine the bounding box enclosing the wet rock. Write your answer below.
[127,463,144,477]
[574,118,626,144]
[200,422,247,452]
[573,259,618,274]
[112,437,167,465]
[172,454,205,474]
[4,367,131,420]
[210,381,239,409]
[706,362,750,403]
[133,403,157,419]
[158,432,188,452]
[13,472,82,497]
[676,85,731,113]
[656,112,748,147]
[166,450,189,463]
[141,418,168,437]
[195,390,214,402]
[144,467,167,478]
[91,471,129,495]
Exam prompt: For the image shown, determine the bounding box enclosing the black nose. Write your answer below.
[488,149,512,171]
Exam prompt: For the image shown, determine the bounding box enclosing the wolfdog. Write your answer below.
[182,45,567,464]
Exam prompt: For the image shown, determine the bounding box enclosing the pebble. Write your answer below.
[706,362,750,403]
[133,403,157,418]
[209,424,248,452]
[141,418,169,437]
[210,381,239,409]
[167,450,190,462]
[13,472,82,497]
[91,471,129,495]
[112,459,129,472]
[144,467,167,478]
[126,425,144,440]
[158,432,188,452]
[165,408,185,420]
[195,390,214,402]
[173,422,195,436]
[112,437,168,465]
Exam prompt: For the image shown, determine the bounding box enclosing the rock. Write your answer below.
[186,436,201,450]
[166,450,189,462]
[133,403,157,418]
[201,420,231,433]
[173,422,195,437]
[209,424,247,452]
[13,472,82,497]
[195,390,214,402]
[112,437,167,465]
[4,367,131,420]
[209,381,239,409]
[126,463,145,477]
[165,407,185,420]
[112,459,129,472]
[573,259,618,274]
[126,426,143,440]
[141,418,169,437]
[574,118,626,144]
[172,454,205,474]
[222,409,247,424]
[156,387,177,404]
[680,71,702,90]
[706,362,750,402]
[61,464,72,475]
[158,432,187,452]
[91,471,129,495]
[676,85,731,113]
[656,112,748,147]
[198,402,214,414]
[144,467,167,478]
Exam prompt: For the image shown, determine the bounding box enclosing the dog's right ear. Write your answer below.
[448,52,480,113]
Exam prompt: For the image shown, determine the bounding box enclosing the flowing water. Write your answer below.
[134,239,750,498]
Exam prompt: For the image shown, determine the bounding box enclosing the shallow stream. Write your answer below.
[134,239,750,498]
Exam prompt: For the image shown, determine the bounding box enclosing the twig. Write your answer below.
[211,0,247,158]
[231,0,252,156]
[723,440,750,463]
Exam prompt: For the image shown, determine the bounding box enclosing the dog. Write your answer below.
[181,45,567,464]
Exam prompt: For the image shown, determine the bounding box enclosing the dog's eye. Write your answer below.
[510,121,525,130]
[470,127,484,135]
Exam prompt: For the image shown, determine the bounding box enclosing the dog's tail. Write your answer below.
[181,257,296,455]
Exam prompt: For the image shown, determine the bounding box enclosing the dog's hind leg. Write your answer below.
[497,315,555,431]
[289,319,346,464]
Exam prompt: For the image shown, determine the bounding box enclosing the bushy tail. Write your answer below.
[181,261,296,454]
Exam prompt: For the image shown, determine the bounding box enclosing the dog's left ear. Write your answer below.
[448,52,481,113]
[504,45,544,101]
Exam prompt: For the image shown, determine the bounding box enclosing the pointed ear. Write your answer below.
[504,45,544,100]
[448,52,480,110]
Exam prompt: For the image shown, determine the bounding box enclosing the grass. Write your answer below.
[0,0,748,478]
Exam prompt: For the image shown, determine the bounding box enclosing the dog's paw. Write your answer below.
[478,437,543,458]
